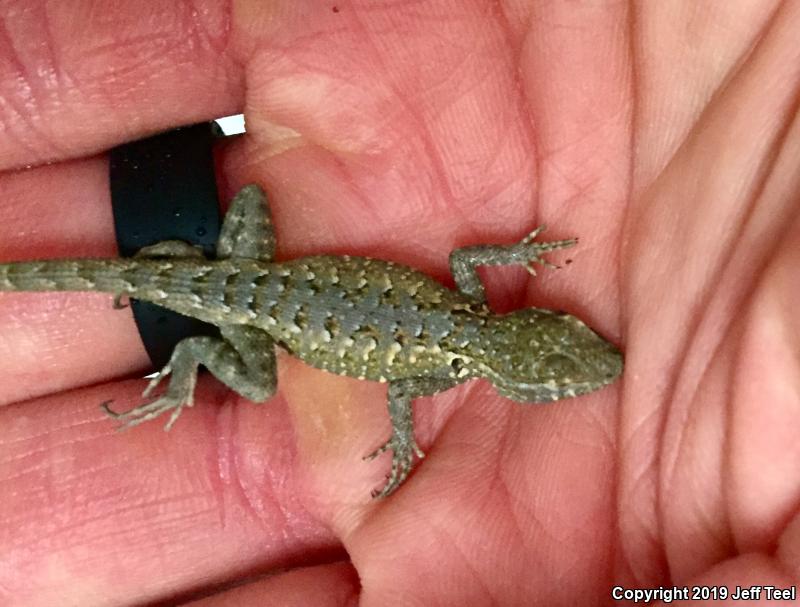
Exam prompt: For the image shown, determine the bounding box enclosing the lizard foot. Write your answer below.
[101,363,195,431]
[517,227,577,276]
[364,434,425,499]
[102,395,189,431]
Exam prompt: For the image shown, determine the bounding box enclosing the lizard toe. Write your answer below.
[369,436,423,498]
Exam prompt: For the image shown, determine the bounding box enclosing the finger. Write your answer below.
[185,563,358,607]
[0,2,246,170]
[0,377,339,605]
[0,156,152,405]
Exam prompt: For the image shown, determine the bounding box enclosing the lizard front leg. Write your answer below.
[103,325,276,430]
[449,227,577,302]
[366,377,454,498]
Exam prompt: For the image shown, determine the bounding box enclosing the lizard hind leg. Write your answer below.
[108,241,206,309]
[216,184,276,262]
[133,240,206,258]
[102,326,277,431]
[122,185,276,262]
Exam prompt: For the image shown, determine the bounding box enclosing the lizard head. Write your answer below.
[465,308,622,402]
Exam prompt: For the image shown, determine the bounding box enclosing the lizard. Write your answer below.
[0,184,622,497]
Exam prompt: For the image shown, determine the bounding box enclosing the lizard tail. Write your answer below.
[0,258,205,307]
[0,257,250,323]
[0,259,147,293]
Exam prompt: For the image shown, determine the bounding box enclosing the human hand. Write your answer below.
[1,2,799,605]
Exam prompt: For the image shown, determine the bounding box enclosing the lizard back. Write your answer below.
[252,256,486,382]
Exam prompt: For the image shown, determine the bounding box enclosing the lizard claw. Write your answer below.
[525,258,561,276]
[142,364,173,398]
[112,293,130,309]
[521,225,547,244]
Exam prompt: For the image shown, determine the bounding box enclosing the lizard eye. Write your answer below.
[540,353,581,379]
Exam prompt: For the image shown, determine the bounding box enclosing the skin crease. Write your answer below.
[0,0,799,605]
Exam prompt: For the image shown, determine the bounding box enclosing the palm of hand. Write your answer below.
[1,3,798,605]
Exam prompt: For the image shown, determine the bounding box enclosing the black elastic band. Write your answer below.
[109,123,223,369]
